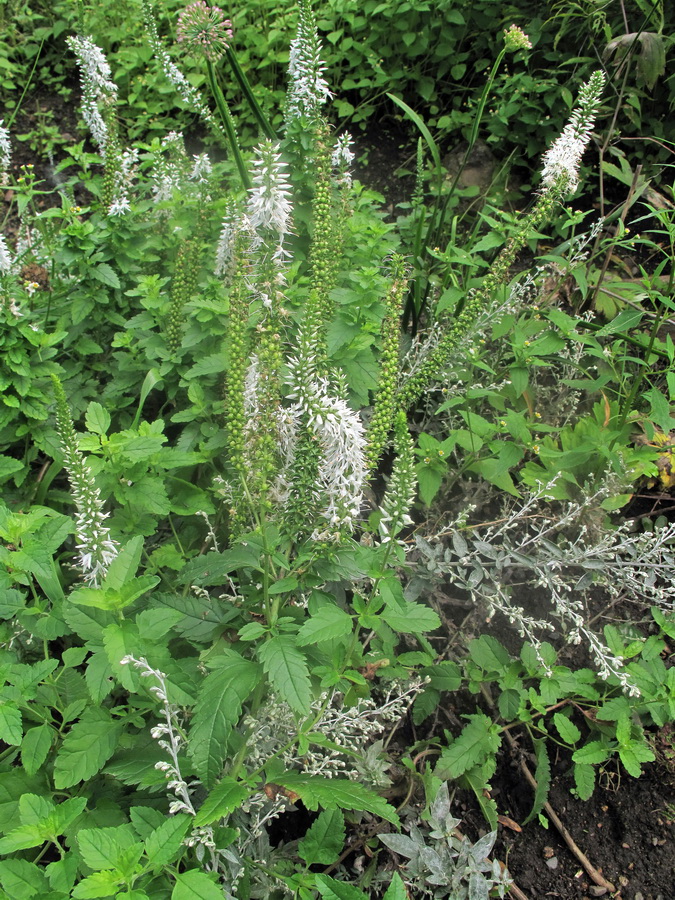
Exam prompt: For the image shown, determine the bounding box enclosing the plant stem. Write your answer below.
[206,59,251,190]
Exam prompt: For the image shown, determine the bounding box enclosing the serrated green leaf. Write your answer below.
[193,778,249,827]
[572,741,611,766]
[77,824,140,871]
[0,824,46,853]
[85,403,110,436]
[85,651,114,705]
[103,536,144,590]
[53,707,122,789]
[188,652,260,788]
[93,263,120,289]
[18,793,52,825]
[275,774,399,826]
[21,725,53,776]
[71,869,124,899]
[553,712,581,744]
[0,858,47,899]
[380,598,440,634]
[144,814,191,867]
[298,809,345,865]
[573,763,595,800]
[0,702,22,745]
[258,635,311,715]
[435,714,500,780]
[171,870,225,900]
[297,607,353,645]
[468,635,511,672]
[619,741,655,778]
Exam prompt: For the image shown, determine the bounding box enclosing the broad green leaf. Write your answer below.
[382,872,407,900]
[188,652,260,788]
[45,855,78,893]
[103,536,144,590]
[0,825,46,853]
[47,796,87,834]
[435,714,500,780]
[380,598,440,634]
[298,809,345,865]
[54,707,122,789]
[0,456,24,484]
[523,739,550,825]
[143,815,191,867]
[85,651,115,705]
[102,622,142,691]
[572,741,611,766]
[135,608,185,641]
[573,763,595,801]
[21,725,53,776]
[276,774,399,826]
[468,635,511,672]
[129,806,166,839]
[0,858,47,899]
[0,702,22,745]
[553,712,581,745]
[297,606,353,645]
[85,402,110,436]
[93,263,120,288]
[315,874,368,900]
[72,869,124,898]
[171,870,225,900]
[193,778,249,827]
[77,824,140,870]
[258,635,311,715]
[619,741,655,778]
[18,793,52,825]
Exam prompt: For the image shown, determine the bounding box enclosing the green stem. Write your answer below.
[206,59,251,190]
[225,47,276,140]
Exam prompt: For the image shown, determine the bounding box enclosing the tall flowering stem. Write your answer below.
[398,71,604,410]
[51,375,118,586]
[285,0,331,127]
[365,256,408,471]
[0,119,11,186]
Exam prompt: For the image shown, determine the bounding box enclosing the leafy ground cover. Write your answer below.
[1,2,675,899]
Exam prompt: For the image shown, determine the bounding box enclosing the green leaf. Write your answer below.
[572,741,611,766]
[298,809,345,865]
[619,741,655,778]
[0,702,22,745]
[19,793,52,825]
[77,824,140,870]
[523,739,550,825]
[468,635,511,672]
[54,707,122,789]
[103,536,144,590]
[382,873,408,900]
[435,714,501,780]
[0,825,47,853]
[573,763,595,801]
[188,652,260,788]
[315,875,368,900]
[171,870,225,900]
[72,870,123,898]
[93,263,120,289]
[258,635,311,715]
[553,712,581,745]
[275,774,399,826]
[85,402,110,436]
[193,778,249,827]
[85,651,115,705]
[380,598,440,634]
[143,815,191,867]
[0,858,47,899]
[0,455,24,484]
[21,725,53,776]
[297,606,353,645]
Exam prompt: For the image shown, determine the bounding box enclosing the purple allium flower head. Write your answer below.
[177,1,233,62]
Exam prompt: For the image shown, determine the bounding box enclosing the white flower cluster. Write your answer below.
[0,119,11,184]
[67,35,118,154]
[0,234,13,275]
[285,0,332,124]
[541,70,605,193]
[286,363,367,537]
[61,452,118,586]
[108,147,139,216]
[247,140,293,262]
[332,132,355,186]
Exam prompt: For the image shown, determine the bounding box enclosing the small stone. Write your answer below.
[543,846,555,859]
[588,888,607,897]
[634,893,644,900]
[621,843,630,849]
[545,857,559,870]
